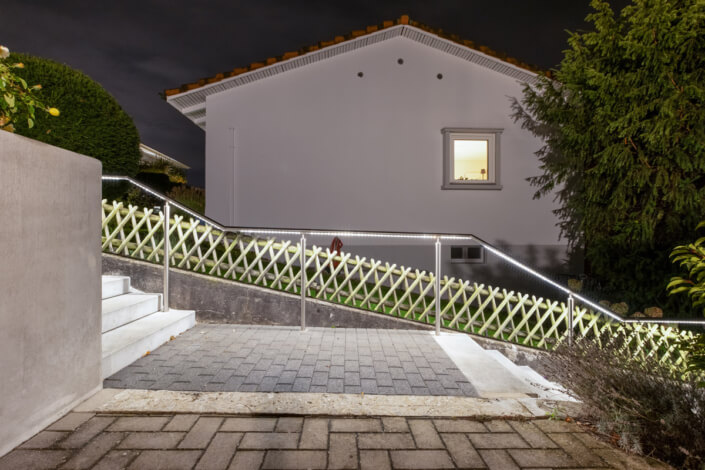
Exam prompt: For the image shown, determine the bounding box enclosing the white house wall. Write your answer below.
[205,37,568,273]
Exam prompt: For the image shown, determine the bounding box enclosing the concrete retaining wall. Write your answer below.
[102,254,431,331]
[0,131,102,457]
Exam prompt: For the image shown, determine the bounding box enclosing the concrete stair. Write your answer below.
[433,332,575,401]
[101,276,195,379]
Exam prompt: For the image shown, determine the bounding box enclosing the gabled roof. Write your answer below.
[165,15,548,129]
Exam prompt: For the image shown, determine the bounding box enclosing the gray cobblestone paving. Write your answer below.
[104,325,478,396]
[1,413,670,469]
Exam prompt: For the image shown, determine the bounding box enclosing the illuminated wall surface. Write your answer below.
[204,36,567,271]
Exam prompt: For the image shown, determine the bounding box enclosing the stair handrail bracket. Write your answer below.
[101,176,704,369]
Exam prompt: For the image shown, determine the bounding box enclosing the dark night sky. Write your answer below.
[3,0,629,187]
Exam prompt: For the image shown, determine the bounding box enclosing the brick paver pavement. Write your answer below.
[104,325,478,396]
[0,412,670,469]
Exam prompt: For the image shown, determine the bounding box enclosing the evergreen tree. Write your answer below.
[512,0,705,313]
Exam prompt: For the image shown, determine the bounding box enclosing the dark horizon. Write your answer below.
[3,0,630,186]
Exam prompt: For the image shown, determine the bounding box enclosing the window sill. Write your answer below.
[441,183,503,190]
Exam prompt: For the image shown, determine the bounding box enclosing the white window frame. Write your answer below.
[441,128,503,190]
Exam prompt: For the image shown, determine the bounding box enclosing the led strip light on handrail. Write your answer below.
[102,175,705,327]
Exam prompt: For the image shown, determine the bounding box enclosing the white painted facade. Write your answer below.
[169,26,569,276]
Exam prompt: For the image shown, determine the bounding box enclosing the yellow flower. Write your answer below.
[32,84,42,90]
[12,62,24,68]
[48,108,60,117]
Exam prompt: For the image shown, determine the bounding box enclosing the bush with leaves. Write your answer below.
[512,0,705,312]
[9,52,140,175]
[0,45,58,131]
[546,333,705,468]
[167,185,205,214]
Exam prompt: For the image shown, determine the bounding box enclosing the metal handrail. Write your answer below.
[102,175,705,328]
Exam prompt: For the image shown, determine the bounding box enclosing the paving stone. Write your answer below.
[178,417,222,449]
[118,432,185,449]
[360,379,379,394]
[381,417,409,433]
[359,366,375,379]
[108,416,170,432]
[468,432,529,449]
[92,450,139,470]
[331,418,381,433]
[327,378,344,393]
[274,383,293,392]
[239,432,300,449]
[360,450,391,470]
[261,450,327,469]
[358,433,415,449]
[221,418,276,432]
[440,433,485,469]
[484,420,514,433]
[275,417,303,433]
[344,371,360,386]
[163,415,200,432]
[389,367,405,380]
[507,448,577,467]
[426,380,446,395]
[238,384,258,392]
[59,417,116,449]
[257,376,278,392]
[533,419,577,433]
[405,373,425,387]
[292,377,311,392]
[572,432,611,449]
[19,431,69,449]
[400,420,440,450]
[376,372,393,387]
[309,385,328,393]
[478,449,520,469]
[390,450,455,469]
[127,450,201,469]
[393,380,412,395]
[299,418,328,449]
[0,449,71,470]
[277,370,297,384]
[418,367,436,380]
[548,432,607,467]
[47,413,95,432]
[195,433,242,470]
[328,433,357,469]
[433,419,487,433]
[377,386,396,395]
[507,421,558,448]
[61,432,125,470]
[244,370,266,384]
[311,371,328,385]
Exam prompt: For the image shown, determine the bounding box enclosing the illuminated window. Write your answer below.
[442,128,502,190]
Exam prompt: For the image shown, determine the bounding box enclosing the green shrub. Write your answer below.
[167,185,205,214]
[546,334,705,468]
[9,52,140,175]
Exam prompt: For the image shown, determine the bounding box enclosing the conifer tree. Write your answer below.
[512,0,705,312]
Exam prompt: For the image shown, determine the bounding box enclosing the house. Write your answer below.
[139,143,190,171]
[164,16,571,280]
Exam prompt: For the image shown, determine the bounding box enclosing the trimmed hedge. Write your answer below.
[10,52,140,175]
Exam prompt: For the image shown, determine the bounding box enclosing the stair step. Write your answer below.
[101,276,130,300]
[102,293,161,333]
[102,309,196,379]
[432,333,537,398]
[483,349,574,401]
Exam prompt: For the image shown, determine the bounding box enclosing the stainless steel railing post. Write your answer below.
[567,294,575,346]
[163,202,170,312]
[300,233,307,331]
[435,237,442,336]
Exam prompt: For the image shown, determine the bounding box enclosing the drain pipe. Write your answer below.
[300,233,307,331]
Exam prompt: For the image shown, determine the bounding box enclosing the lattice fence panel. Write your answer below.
[101,201,694,366]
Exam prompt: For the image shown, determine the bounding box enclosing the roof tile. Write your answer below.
[163,15,546,98]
